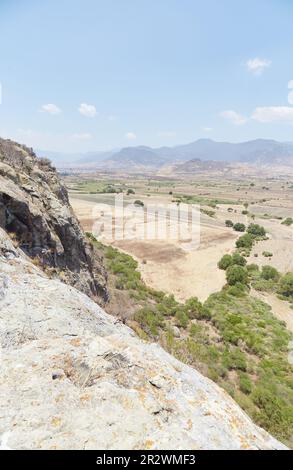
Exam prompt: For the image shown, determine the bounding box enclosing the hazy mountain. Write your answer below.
[98,139,293,172]
[39,139,293,170]
[102,146,168,169]
[155,139,293,165]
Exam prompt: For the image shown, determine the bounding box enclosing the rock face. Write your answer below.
[0,228,286,450]
[0,138,107,302]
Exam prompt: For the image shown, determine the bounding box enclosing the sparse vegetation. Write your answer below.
[86,232,293,445]
[282,217,293,226]
[233,223,246,232]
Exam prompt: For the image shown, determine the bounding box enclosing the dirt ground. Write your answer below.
[69,175,293,306]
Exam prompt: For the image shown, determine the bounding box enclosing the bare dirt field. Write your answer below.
[69,174,293,307]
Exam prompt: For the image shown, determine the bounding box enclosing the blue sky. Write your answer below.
[0,0,293,152]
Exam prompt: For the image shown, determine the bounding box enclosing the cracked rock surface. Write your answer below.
[0,228,286,450]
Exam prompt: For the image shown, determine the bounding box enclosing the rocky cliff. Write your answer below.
[0,227,286,450]
[0,138,107,302]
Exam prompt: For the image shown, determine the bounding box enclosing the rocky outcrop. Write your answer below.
[0,228,286,450]
[0,138,107,302]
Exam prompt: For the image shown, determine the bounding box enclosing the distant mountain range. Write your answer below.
[39,138,293,172]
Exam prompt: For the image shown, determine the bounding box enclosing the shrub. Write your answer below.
[281,217,293,226]
[236,234,254,249]
[261,265,280,281]
[278,273,293,299]
[175,309,189,328]
[225,220,234,227]
[246,263,259,273]
[226,284,247,297]
[239,372,252,394]
[233,223,246,232]
[231,253,247,267]
[247,223,266,238]
[262,251,273,258]
[218,254,233,270]
[134,308,165,336]
[184,297,204,319]
[226,265,248,286]
[127,188,135,195]
[134,200,144,207]
[253,279,275,292]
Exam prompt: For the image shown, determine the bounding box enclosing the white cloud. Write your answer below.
[157,131,176,137]
[78,103,97,118]
[251,106,293,122]
[246,58,271,75]
[41,103,61,115]
[125,132,137,140]
[71,133,92,140]
[220,110,247,125]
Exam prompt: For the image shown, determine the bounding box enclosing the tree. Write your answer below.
[218,254,233,270]
[261,265,280,281]
[226,265,248,286]
[233,223,246,232]
[236,233,254,249]
[231,253,247,267]
[278,273,293,298]
[127,188,135,195]
[225,220,234,227]
[247,223,266,238]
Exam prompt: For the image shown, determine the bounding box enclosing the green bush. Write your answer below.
[226,265,248,286]
[281,217,293,226]
[218,254,233,270]
[134,200,144,207]
[184,297,205,319]
[233,223,246,232]
[252,279,275,293]
[278,273,293,299]
[231,253,247,267]
[225,220,234,227]
[246,263,259,273]
[239,372,252,394]
[261,265,280,281]
[247,223,266,238]
[127,188,135,195]
[236,234,254,249]
[175,309,189,328]
[262,251,273,258]
[134,308,165,336]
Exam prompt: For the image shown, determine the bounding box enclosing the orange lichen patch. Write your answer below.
[54,393,65,403]
[144,440,154,449]
[51,416,62,427]
[70,338,81,347]
[80,393,91,403]
[228,414,243,429]
[185,418,193,431]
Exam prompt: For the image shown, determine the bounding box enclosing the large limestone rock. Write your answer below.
[0,138,107,303]
[0,229,286,450]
